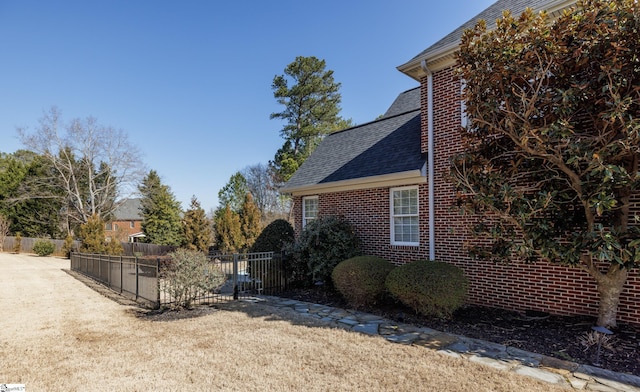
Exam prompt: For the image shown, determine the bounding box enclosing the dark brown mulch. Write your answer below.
[276,287,640,377]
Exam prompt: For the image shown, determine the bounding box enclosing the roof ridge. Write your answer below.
[329,108,420,137]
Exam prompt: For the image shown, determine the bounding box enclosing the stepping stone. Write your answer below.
[468,355,513,371]
[412,332,459,350]
[462,338,507,359]
[352,323,379,335]
[577,365,640,389]
[338,318,359,326]
[357,314,387,323]
[567,377,589,390]
[514,366,569,386]
[386,332,421,344]
[539,355,578,373]
[504,346,542,367]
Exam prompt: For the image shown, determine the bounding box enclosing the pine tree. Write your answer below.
[139,170,183,246]
[240,193,261,251]
[270,56,352,182]
[217,172,248,213]
[182,196,212,253]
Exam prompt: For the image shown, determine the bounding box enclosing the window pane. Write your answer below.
[304,198,318,218]
[391,188,418,244]
[303,197,319,227]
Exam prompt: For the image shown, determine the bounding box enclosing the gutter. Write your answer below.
[421,59,436,261]
[280,169,426,196]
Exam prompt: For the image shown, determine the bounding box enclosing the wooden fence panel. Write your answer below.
[2,236,80,256]
[1,236,173,257]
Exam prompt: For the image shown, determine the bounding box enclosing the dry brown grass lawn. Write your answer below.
[0,254,569,391]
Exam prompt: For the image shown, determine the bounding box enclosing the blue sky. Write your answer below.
[0,0,494,212]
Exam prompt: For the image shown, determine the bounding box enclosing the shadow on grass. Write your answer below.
[65,268,334,328]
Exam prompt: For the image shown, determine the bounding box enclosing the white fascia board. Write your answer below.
[280,170,427,196]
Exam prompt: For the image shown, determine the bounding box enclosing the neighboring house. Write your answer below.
[105,198,145,243]
[281,0,640,325]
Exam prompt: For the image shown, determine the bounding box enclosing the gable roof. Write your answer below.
[398,0,575,78]
[382,87,420,118]
[281,87,425,196]
[112,198,143,221]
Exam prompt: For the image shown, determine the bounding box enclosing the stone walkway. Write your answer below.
[252,296,640,392]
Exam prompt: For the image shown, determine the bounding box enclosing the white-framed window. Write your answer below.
[390,186,419,246]
[130,221,135,229]
[302,196,319,228]
[105,222,113,231]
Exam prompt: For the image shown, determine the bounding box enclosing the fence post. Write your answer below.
[108,255,112,288]
[156,257,161,309]
[135,255,139,300]
[233,253,239,300]
[120,255,124,294]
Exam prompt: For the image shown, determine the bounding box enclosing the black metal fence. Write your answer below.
[70,253,160,306]
[70,251,287,308]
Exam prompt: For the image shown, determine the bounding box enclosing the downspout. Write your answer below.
[421,59,436,261]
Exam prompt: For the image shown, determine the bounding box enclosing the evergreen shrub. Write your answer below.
[386,260,468,319]
[331,256,394,308]
[288,215,361,286]
[78,215,106,254]
[13,232,22,253]
[248,219,295,290]
[250,219,294,253]
[33,239,55,256]
[61,235,75,258]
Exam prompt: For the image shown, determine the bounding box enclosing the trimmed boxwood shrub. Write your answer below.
[332,256,394,308]
[386,260,468,319]
[33,239,56,256]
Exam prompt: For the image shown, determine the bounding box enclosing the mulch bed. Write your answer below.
[277,287,640,377]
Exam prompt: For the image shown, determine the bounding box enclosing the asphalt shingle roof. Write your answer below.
[403,0,574,66]
[113,198,142,221]
[382,87,420,118]
[282,87,423,192]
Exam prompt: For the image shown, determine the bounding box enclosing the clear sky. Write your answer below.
[0,0,495,212]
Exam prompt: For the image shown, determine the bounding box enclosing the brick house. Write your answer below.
[281,0,640,325]
[105,198,145,243]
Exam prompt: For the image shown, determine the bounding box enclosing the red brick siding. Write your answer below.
[292,185,430,265]
[106,220,143,242]
[423,66,640,326]
[290,65,640,326]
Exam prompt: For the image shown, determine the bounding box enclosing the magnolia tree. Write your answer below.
[451,0,639,327]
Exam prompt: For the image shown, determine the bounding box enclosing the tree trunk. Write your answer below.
[594,265,628,328]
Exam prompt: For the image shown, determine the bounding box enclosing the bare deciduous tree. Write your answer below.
[242,163,291,221]
[18,107,145,229]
